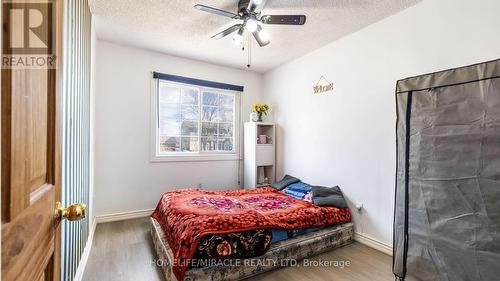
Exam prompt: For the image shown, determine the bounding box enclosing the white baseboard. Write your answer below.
[354,232,393,256]
[94,208,154,224]
[73,219,97,281]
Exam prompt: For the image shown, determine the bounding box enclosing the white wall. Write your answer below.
[263,0,500,246]
[94,41,263,216]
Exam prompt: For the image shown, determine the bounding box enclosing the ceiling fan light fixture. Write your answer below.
[233,28,244,45]
[245,19,258,33]
[252,25,270,47]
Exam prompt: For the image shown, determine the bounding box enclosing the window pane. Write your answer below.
[203,92,219,106]
[159,121,180,136]
[159,136,180,152]
[181,137,198,152]
[160,85,180,103]
[218,138,233,152]
[201,137,218,151]
[181,88,198,104]
[159,104,180,121]
[181,105,199,121]
[219,123,233,137]
[219,94,234,108]
[218,108,233,122]
[181,121,198,136]
[201,122,217,136]
[202,106,218,122]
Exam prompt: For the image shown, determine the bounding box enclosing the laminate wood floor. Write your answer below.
[82,218,414,281]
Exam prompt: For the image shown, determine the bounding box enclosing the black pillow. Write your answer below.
[271,175,300,190]
[311,185,348,208]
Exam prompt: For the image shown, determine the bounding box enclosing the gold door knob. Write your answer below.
[54,202,86,221]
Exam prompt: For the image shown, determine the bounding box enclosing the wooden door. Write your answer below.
[2,1,63,280]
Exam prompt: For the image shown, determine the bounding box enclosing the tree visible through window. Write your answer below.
[157,81,237,155]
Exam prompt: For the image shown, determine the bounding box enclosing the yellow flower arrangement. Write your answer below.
[251,103,269,122]
[252,103,269,114]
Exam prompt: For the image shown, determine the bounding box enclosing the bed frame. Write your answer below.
[150,218,354,281]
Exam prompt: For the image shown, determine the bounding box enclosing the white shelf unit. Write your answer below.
[244,122,276,189]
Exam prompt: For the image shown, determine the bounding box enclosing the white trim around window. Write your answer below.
[150,77,241,162]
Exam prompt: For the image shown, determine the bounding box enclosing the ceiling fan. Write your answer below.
[194,0,306,47]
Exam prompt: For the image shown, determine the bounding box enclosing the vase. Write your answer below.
[249,112,258,122]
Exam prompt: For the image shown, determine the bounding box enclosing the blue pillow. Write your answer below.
[286,182,311,193]
[283,182,312,202]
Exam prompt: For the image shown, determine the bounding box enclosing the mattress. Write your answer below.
[150,217,354,281]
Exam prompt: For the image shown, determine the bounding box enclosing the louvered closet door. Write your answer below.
[61,0,92,280]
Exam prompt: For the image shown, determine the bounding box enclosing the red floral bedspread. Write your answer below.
[151,187,351,280]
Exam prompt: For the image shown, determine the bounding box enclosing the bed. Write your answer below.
[150,186,353,281]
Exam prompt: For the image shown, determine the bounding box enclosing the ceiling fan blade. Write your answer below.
[261,15,306,25]
[194,4,240,19]
[211,24,243,39]
[247,0,268,14]
[252,25,270,47]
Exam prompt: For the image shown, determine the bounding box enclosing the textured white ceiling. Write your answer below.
[89,0,420,72]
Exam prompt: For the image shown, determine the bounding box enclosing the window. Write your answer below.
[152,79,240,161]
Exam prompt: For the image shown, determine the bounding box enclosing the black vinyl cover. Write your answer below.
[393,59,500,281]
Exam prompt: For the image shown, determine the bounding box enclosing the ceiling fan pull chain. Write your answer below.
[247,32,252,68]
[242,31,246,51]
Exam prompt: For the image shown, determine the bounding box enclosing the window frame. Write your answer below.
[150,77,241,162]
